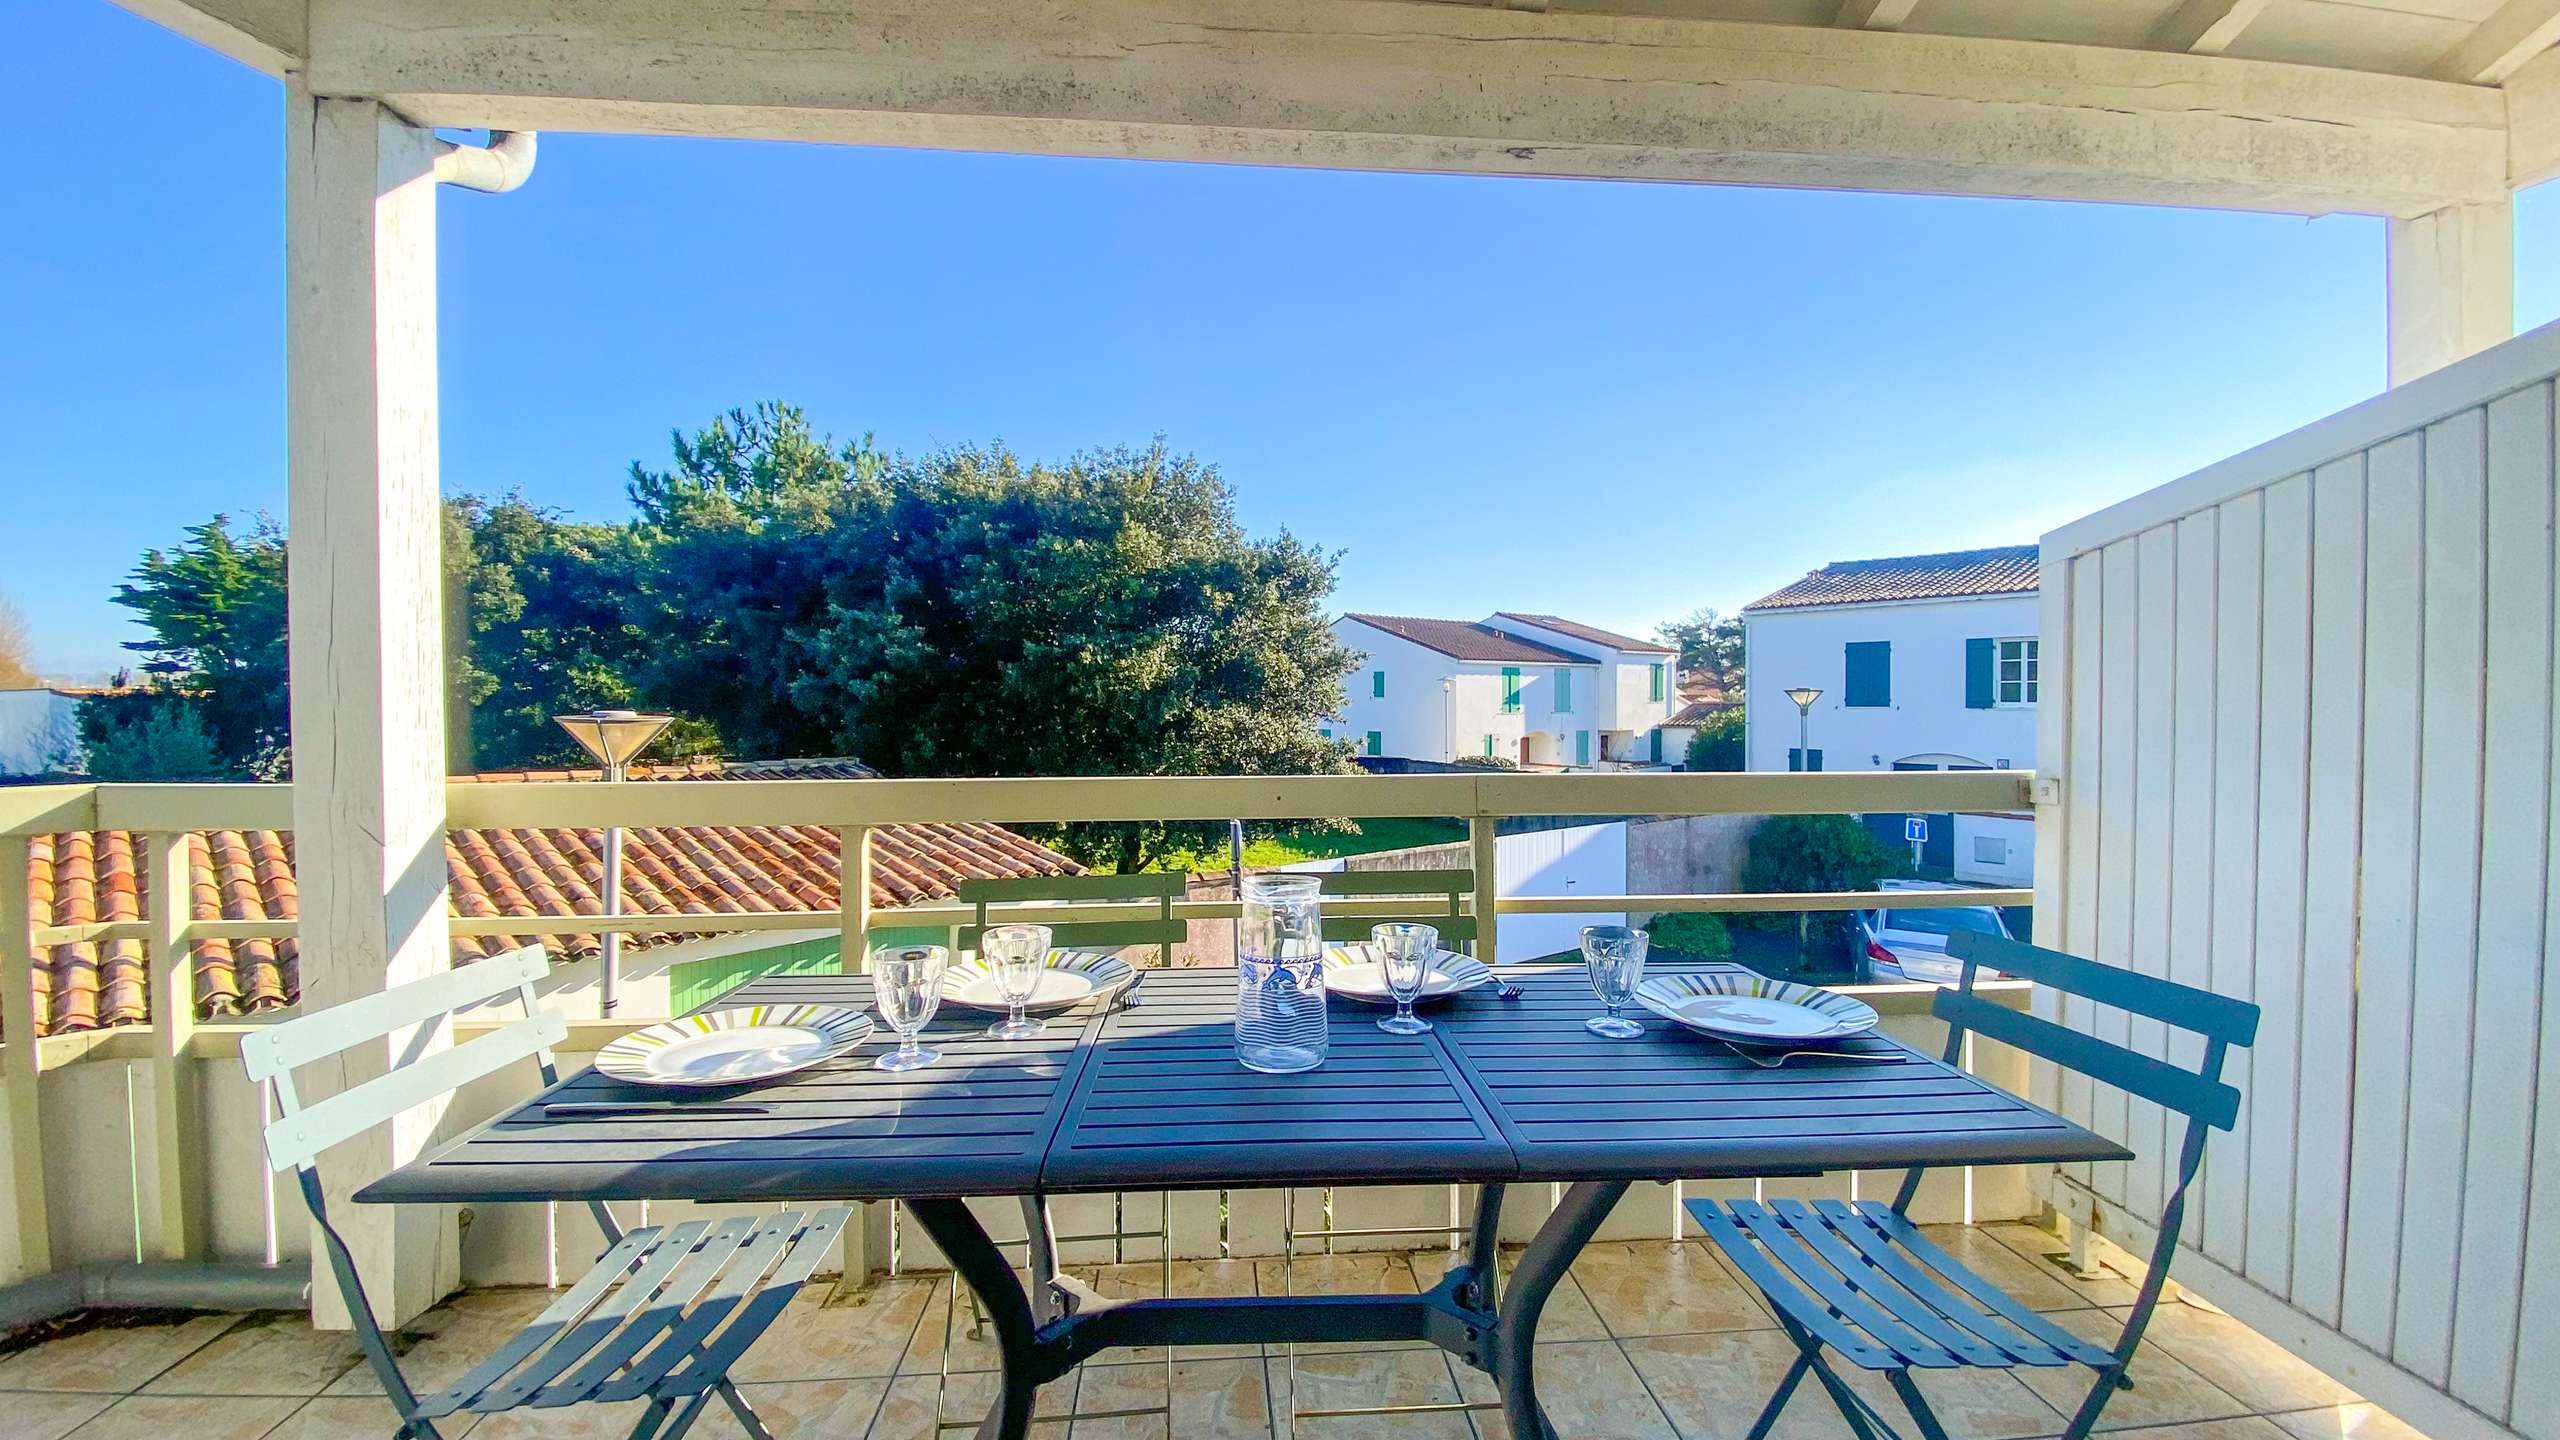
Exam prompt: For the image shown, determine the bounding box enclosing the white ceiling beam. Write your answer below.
[2505,43,2560,185]
[2145,0,2272,56]
[1834,0,1921,30]
[2429,0,2560,84]
[298,0,2504,218]
[107,0,304,75]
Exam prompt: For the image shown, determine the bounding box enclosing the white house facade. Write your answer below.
[1329,612,1677,768]
[0,690,87,778]
[1740,546,2040,884]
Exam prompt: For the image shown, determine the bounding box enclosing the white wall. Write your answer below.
[1478,616,1673,737]
[0,691,82,777]
[1742,594,2040,774]
[2035,319,2560,1440]
[1329,620,1595,763]
[1950,812,2033,887]
[1496,821,1628,960]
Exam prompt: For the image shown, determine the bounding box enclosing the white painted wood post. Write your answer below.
[2387,199,2513,388]
[0,833,47,1282]
[285,88,458,1330]
[143,832,206,1260]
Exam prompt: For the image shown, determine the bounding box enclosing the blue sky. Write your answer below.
[12,0,2560,677]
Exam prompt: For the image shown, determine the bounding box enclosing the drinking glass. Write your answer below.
[982,923,1052,1040]
[872,944,948,1071]
[1371,922,1438,1035]
[1580,925,1648,1038]
[1237,873,1328,1073]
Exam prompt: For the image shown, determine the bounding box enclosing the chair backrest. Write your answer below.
[955,872,1187,965]
[1940,931,2259,1131]
[1313,868,1477,947]
[243,945,563,1174]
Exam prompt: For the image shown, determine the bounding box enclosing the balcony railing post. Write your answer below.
[143,832,206,1261]
[838,824,873,974]
[1469,816,1499,969]
[0,832,48,1280]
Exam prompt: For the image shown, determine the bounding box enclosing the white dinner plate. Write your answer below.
[942,950,1137,1013]
[1321,945,1492,1003]
[1632,972,1879,1045]
[595,1005,875,1088]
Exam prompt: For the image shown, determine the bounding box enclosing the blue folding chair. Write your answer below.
[241,946,851,1440]
[1684,930,2260,1440]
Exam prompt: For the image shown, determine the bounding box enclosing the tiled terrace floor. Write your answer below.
[0,1225,2427,1440]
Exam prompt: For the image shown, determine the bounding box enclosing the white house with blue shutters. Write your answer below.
[1739,546,2039,884]
[1328,612,1679,768]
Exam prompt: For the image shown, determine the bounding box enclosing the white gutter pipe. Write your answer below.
[434,130,538,193]
[0,1261,311,1333]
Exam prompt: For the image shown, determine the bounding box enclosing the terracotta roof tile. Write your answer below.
[1741,545,2040,612]
[18,758,1080,1037]
[1338,614,1595,666]
[1490,613,1676,654]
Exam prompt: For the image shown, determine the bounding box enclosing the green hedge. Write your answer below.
[1643,911,1733,960]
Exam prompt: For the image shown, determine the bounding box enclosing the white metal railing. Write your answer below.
[0,769,2033,1284]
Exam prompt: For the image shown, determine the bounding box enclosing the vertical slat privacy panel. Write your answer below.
[2037,330,2560,1440]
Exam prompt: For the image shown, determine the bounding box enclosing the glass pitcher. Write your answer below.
[1236,873,1328,1073]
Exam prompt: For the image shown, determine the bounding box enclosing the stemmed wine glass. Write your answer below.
[981,923,1052,1040]
[1580,925,1648,1038]
[872,945,948,1071]
[1371,922,1438,1035]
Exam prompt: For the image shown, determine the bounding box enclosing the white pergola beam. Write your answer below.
[284,88,458,1330]
[2431,0,2560,84]
[295,0,2504,218]
[1833,0,1920,30]
[2506,44,2560,186]
[2386,199,2515,387]
[109,0,304,75]
[2146,0,2271,56]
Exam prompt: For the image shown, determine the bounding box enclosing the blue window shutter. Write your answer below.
[1366,730,1382,756]
[1965,638,1996,709]
[1554,668,1570,712]
[1789,747,1825,772]
[1845,641,1891,707]
[1650,728,1663,763]
[1576,730,1591,765]
[1372,670,1385,698]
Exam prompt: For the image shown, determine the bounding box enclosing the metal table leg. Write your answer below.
[1490,1179,1630,1440]
[905,1198,1046,1440]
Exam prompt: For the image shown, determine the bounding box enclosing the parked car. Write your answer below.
[1856,879,2012,985]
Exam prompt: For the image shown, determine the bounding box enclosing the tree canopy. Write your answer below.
[1656,606,1743,699]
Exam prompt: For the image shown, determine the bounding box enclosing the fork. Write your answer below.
[1721,1041,1899,1069]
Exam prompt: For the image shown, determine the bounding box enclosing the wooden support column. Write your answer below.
[1469,816,1500,968]
[143,833,207,1260]
[0,834,48,1282]
[838,824,873,973]
[286,88,457,1329]
[2387,199,2515,387]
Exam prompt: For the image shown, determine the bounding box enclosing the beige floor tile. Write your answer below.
[2269,1403,2434,1440]
[2012,1309,2251,1431]
[682,1378,894,1438]
[1450,1339,1679,1440]
[0,1315,240,1393]
[1621,1330,1856,1440]
[0,1391,115,1440]
[1832,1363,2068,1440]
[2098,1419,2295,1440]
[904,1274,1028,1376]
[262,1394,476,1440]
[868,1371,1072,1440]
[140,1313,363,1396]
[737,1277,937,1382]
[1257,1253,1428,1356]
[1410,1247,1611,1343]
[1067,1259,1263,1361]
[2123,1304,2360,1415]
[1973,1224,2144,1309]
[1065,1356,1269,1439]
[56,1395,299,1440]
[1572,1241,1769,1338]
[1267,1348,1472,1439]
[465,1395,662,1439]
[323,1287,558,1398]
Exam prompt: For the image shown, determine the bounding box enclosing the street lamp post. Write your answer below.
[1781,686,1824,958]
[554,709,675,1017]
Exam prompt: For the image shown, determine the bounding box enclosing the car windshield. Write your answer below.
[1881,906,2004,938]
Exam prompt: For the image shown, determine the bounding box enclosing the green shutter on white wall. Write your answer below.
[1554,669,1571,712]
[1649,664,1665,701]
[1372,670,1386,698]
[1845,641,1891,707]
[1576,730,1591,765]
[1501,667,1522,713]
[1367,730,1382,756]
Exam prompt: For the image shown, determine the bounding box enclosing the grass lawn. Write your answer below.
[1096,817,1468,874]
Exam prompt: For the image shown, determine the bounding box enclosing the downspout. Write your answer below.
[0,1261,311,1334]
[434,129,538,193]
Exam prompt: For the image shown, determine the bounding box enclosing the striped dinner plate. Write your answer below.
[595,1005,876,1087]
[1633,971,1879,1045]
[1322,945,1493,1003]
[943,950,1137,1013]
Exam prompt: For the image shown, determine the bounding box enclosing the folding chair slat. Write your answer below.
[1797,1201,2069,1367]
[468,1220,717,1413]
[530,1215,767,1409]
[1848,1204,2118,1367]
[261,1013,570,1172]
[419,1223,670,1417]
[595,1210,816,1402]
[240,947,552,1082]
[1684,1200,1901,1369]
[1765,1200,2012,1367]
[655,1207,853,1395]
[1935,992,2241,1131]
[1948,932,2259,1047]
[1725,1202,1959,1368]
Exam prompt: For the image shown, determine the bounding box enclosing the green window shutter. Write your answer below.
[1483,734,1496,757]
[1845,641,1891,707]
[1366,730,1382,756]
[1372,670,1386,698]
[1501,667,1521,713]
[1576,730,1591,765]
[1649,664,1665,702]
[1650,728,1663,763]
[1555,669,1570,712]
[1788,747,1825,773]
[1964,638,1996,709]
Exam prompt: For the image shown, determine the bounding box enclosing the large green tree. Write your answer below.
[1657,606,1744,699]
[103,516,293,774]
[626,409,1356,868]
